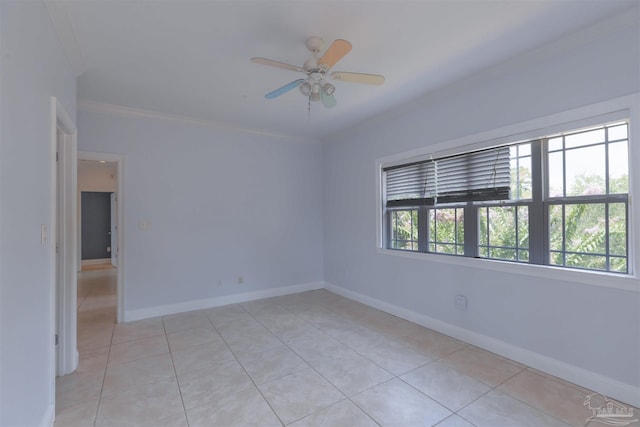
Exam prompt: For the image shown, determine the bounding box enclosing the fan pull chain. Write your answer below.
[308,94,311,121]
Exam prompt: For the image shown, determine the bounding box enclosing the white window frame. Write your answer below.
[376,94,640,292]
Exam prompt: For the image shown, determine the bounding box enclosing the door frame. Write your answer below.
[50,98,78,384]
[110,192,118,267]
[78,150,125,323]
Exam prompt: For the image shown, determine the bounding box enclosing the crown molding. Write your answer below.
[77,100,321,144]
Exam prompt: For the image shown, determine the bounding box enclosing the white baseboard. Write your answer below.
[324,282,640,408]
[81,258,111,265]
[40,403,54,427]
[124,281,325,322]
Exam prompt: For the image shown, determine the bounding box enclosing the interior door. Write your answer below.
[81,192,112,260]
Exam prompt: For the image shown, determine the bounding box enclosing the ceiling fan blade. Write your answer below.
[251,58,306,73]
[265,79,306,99]
[318,39,352,70]
[331,72,385,85]
[321,89,337,108]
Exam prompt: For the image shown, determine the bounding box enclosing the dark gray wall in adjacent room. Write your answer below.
[81,191,112,260]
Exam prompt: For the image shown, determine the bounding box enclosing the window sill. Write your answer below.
[376,248,640,292]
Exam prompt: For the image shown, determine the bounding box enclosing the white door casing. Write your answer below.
[110,192,117,267]
[51,97,78,384]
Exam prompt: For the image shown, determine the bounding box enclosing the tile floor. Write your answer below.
[55,269,638,426]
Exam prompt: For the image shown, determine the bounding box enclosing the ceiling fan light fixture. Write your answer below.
[299,82,312,96]
[310,84,321,102]
[322,82,335,96]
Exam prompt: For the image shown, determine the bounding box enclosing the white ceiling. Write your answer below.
[49,1,637,142]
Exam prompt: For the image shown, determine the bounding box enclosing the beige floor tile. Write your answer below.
[376,319,423,340]
[498,369,597,426]
[162,310,211,333]
[215,317,269,337]
[309,352,393,397]
[399,329,468,359]
[268,321,320,342]
[401,361,491,411]
[108,334,169,364]
[324,325,390,353]
[224,329,285,358]
[77,323,115,350]
[78,319,116,336]
[237,345,309,385]
[171,340,235,375]
[54,397,98,427]
[112,318,165,344]
[56,371,104,410]
[289,399,378,427]
[138,411,189,427]
[355,310,407,336]
[328,298,371,317]
[253,310,311,337]
[351,378,452,427]
[186,386,281,427]
[252,303,292,318]
[178,359,253,410]
[299,307,352,330]
[440,346,524,387]
[67,282,613,427]
[458,390,569,427]
[357,338,431,375]
[435,414,476,427]
[102,353,175,396]
[76,346,110,375]
[258,368,344,424]
[79,294,117,311]
[166,325,221,351]
[287,331,355,365]
[96,377,184,427]
[240,298,281,316]
[205,304,249,326]
[77,306,116,325]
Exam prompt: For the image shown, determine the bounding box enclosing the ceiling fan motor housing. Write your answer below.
[303,58,318,72]
[306,36,325,54]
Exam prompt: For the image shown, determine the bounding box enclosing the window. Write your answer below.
[545,123,629,273]
[382,121,630,274]
[429,207,464,255]
[390,209,419,250]
[479,205,529,262]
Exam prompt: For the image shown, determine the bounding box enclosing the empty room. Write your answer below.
[1,1,639,426]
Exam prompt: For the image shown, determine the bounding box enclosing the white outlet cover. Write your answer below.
[455,294,468,311]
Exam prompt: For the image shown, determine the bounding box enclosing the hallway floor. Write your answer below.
[54,270,637,426]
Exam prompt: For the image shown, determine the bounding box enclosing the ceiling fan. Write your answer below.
[251,36,385,109]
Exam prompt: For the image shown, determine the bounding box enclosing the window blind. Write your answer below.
[384,160,436,207]
[435,146,511,203]
[384,146,511,207]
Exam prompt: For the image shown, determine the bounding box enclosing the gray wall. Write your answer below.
[322,9,640,395]
[0,1,77,425]
[77,108,325,317]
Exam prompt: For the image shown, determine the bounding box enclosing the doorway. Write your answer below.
[77,152,124,323]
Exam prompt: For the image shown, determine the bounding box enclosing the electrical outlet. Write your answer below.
[455,294,468,311]
[217,279,222,287]
[237,276,244,284]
